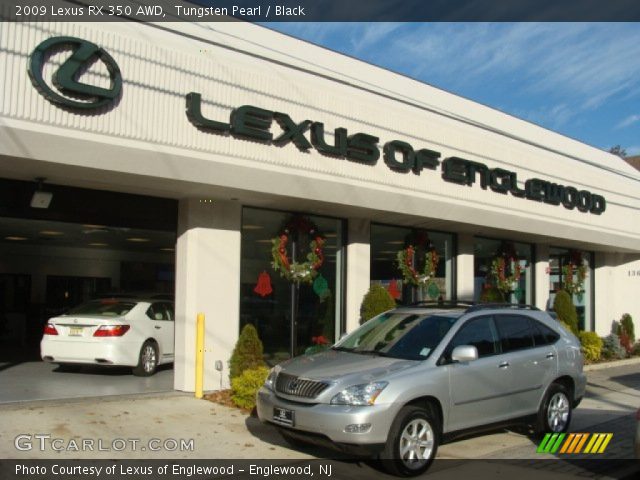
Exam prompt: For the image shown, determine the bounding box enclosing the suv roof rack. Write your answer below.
[406,301,540,313]
[407,300,475,309]
[464,303,540,313]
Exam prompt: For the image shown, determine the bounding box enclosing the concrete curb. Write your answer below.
[583,356,640,372]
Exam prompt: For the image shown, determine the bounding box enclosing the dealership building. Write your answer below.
[0,20,638,393]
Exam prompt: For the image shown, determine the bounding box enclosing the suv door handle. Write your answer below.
[155,325,161,330]
[546,353,555,359]
[498,361,510,368]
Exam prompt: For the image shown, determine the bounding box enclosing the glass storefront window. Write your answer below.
[370,224,454,304]
[240,207,344,364]
[549,248,593,331]
[474,238,533,305]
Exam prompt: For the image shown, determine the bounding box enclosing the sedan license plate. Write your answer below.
[68,327,84,336]
[273,407,295,427]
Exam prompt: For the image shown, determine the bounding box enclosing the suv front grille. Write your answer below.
[275,372,328,398]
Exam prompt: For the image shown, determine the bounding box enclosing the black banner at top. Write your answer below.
[1,0,640,22]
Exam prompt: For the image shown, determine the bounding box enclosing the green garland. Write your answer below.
[270,216,325,285]
[397,245,439,287]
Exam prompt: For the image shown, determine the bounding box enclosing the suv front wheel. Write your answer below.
[379,405,440,477]
[536,382,572,434]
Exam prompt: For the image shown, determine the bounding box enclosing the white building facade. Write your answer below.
[0,20,638,392]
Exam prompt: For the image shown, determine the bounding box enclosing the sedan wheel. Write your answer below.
[133,341,158,377]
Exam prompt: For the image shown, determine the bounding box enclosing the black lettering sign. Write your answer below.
[383,140,415,173]
[231,105,274,142]
[273,113,312,151]
[310,123,347,157]
[185,93,230,133]
[346,133,379,165]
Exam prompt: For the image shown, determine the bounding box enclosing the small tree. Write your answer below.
[553,290,579,335]
[229,324,266,380]
[608,145,627,158]
[360,284,396,325]
[618,313,635,343]
[601,334,626,360]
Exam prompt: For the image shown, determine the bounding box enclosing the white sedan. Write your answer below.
[41,298,174,376]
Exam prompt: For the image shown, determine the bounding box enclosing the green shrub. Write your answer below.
[553,290,579,335]
[619,313,635,343]
[632,342,640,357]
[480,285,505,303]
[231,366,269,410]
[229,324,266,380]
[601,334,626,360]
[360,284,396,325]
[578,331,603,363]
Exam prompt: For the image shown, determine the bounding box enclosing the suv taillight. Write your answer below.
[43,324,58,335]
[93,325,130,337]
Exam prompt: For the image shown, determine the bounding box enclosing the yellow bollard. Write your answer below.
[195,313,205,399]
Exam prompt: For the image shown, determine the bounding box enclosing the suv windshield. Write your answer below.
[66,300,137,317]
[334,312,459,360]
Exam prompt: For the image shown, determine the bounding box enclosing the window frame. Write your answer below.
[438,314,501,365]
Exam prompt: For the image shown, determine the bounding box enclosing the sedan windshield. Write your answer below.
[65,300,136,317]
[334,312,459,360]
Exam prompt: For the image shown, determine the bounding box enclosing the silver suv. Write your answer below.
[256,303,586,476]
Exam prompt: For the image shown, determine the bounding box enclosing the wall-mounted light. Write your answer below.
[30,177,53,209]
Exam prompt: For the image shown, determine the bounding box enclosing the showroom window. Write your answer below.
[370,224,454,304]
[239,207,345,364]
[474,237,533,305]
[548,248,594,331]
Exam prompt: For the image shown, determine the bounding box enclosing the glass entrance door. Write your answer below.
[239,207,344,364]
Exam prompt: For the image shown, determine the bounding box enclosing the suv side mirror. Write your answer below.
[451,345,478,363]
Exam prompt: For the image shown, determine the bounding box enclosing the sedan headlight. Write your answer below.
[264,368,278,391]
[330,381,388,406]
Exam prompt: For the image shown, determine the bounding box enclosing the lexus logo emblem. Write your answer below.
[28,36,122,111]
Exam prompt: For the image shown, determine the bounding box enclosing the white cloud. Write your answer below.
[615,114,640,129]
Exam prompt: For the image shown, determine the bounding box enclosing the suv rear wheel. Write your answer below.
[536,382,572,434]
[379,405,439,477]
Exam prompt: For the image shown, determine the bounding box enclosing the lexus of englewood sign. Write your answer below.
[28,36,606,215]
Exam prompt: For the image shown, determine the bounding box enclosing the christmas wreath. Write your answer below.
[562,250,587,296]
[271,215,325,284]
[396,230,440,286]
[489,242,523,295]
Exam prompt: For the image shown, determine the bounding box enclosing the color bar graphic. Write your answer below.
[537,433,613,454]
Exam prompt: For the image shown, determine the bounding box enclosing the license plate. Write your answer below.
[68,327,84,336]
[273,407,295,427]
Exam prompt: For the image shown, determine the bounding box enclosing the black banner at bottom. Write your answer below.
[1,459,639,480]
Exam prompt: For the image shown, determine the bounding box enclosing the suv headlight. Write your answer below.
[330,381,388,406]
[264,368,278,391]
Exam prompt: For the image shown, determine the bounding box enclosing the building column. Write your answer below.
[345,218,370,334]
[174,199,241,392]
[534,243,550,310]
[456,234,475,301]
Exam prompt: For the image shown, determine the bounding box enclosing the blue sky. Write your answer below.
[265,23,640,156]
